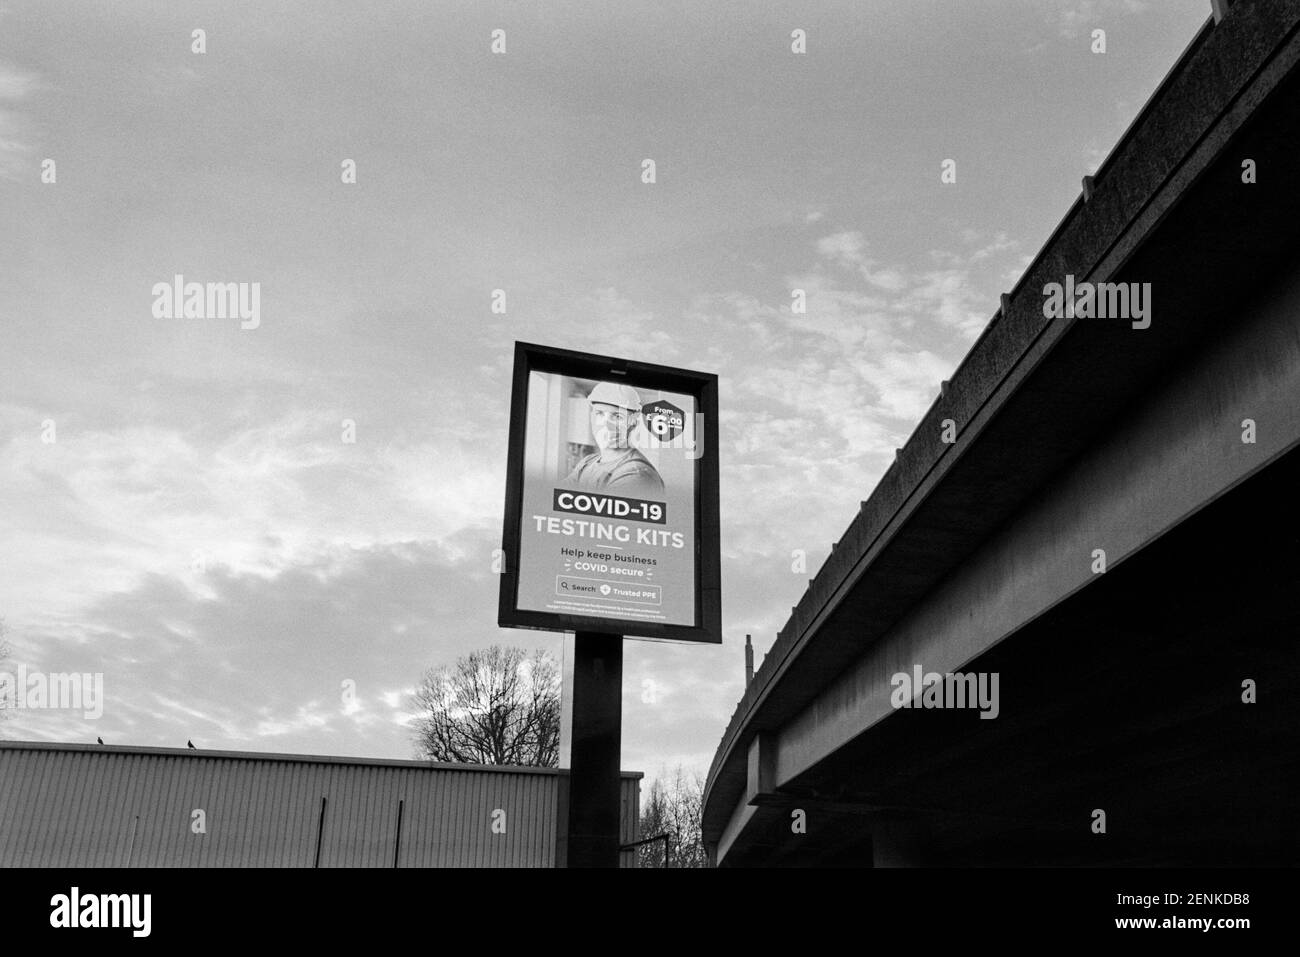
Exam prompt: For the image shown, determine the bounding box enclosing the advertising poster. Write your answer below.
[515,371,698,627]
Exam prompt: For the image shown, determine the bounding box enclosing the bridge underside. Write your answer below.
[720,443,1300,866]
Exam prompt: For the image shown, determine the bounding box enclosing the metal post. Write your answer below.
[566,630,623,867]
[393,799,404,868]
[313,796,327,868]
[125,815,139,867]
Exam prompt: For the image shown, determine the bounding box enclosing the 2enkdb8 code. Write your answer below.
[1183,893,1249,906]
[1117,894,1249,907]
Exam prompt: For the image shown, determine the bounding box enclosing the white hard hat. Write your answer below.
[587,381,642,411]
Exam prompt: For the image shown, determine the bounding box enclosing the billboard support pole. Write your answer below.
[566,631,623,867]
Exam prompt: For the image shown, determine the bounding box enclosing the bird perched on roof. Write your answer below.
[97,736,104,745]
[187,740,196,749]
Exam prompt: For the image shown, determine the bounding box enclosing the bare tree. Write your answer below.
[638,764,709,868]
[411,645,560,767]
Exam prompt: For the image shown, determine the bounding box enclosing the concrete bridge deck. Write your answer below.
[703,0,1300,866]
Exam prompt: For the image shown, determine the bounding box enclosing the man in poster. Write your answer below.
[565,381,666,499]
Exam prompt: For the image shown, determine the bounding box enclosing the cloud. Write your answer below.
[252,701,332,738]
[679,226,1025,632]
[0,404,503,628]
[622,641,740,785]
[503,286,685,368]
[1,534,557,757]
[0,59,38,181]
[892,267,989,338]
[1054,0,1149,39]
[816,230,909,291]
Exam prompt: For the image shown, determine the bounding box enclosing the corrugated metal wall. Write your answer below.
[0,743,640,867]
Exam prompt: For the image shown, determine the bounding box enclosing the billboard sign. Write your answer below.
[498,342,721,643]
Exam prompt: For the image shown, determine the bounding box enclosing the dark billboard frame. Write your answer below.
[498,341,721,644]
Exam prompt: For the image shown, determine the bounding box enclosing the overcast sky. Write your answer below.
[0,0,1209,784]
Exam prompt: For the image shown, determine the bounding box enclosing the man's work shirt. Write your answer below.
[566,447,666,499]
